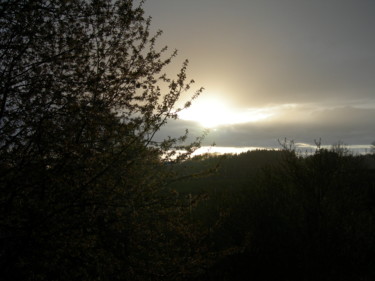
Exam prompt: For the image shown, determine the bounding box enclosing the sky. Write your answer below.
[144,0,375,153]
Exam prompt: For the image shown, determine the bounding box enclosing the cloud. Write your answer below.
[146,0,375,149]
[146,0,375,108]
[156,104,375,148]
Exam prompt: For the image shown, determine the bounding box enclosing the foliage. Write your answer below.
[175,148,375,281]
[0,1,206,280]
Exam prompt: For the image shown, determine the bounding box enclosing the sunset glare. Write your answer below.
[179,98,274,128]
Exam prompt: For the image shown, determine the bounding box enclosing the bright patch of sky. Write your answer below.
[145,0,375,153]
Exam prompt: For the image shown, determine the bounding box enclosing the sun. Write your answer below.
[178,97,274,128]
[179,98,229,128]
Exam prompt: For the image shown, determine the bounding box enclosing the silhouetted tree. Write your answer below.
[0,1,205,280]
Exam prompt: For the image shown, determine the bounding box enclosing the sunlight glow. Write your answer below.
[192,146,267,156]
[178,97,274,128]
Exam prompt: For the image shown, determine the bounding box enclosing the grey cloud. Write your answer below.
[156,106,375,148]
[146,0,375,148]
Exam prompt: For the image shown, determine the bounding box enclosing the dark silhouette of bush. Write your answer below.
[0,1,209,280]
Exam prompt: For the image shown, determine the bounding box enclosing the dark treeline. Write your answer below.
[174,146,375,281]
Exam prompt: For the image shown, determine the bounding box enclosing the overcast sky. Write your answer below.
[145,0,375,151]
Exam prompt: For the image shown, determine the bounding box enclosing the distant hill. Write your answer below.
[173,149,375,281]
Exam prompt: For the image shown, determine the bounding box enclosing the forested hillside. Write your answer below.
[172,147,375,281]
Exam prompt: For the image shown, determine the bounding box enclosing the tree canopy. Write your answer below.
[0,1,205,280]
